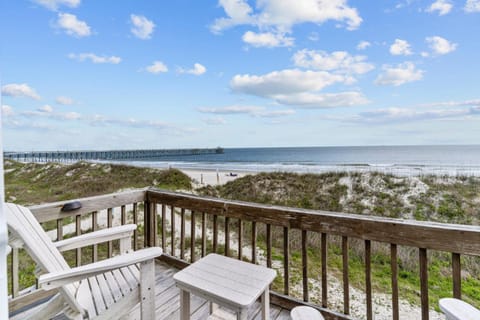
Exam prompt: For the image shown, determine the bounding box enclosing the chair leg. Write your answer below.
[140,260,155,320]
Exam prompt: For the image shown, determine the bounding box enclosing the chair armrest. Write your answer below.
[439,298,480,320]
[54,224,137,252]
[39,247,163,290]
[6,245,11,256]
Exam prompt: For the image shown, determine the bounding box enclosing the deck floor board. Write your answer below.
[11,261,290,320]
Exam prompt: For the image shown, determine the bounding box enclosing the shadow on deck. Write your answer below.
[10,261,291,320]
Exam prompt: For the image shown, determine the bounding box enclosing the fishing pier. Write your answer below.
[4,147,223,163]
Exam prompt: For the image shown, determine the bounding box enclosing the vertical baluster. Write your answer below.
[302,230,308,302]
[322,233,328,308]
[121,205,126,225]
[419,248,429,320]
[107,208,113,258]
[225,217,230,257]
[266,224,272,268]
[57,219,63,241]
[191,211,196,262]
[171,206,176,256]
[452,253,461,299]
[151,203,158,247]
[251,221,257,264]
[365,240,372,320]
[92,212,98,262]
[76,215,82,266]
[180,208,185,260]
[132,204,138,250]
[391,244,399,320]
[342,236,349,315]
[283,226,289,295]
[201,212,206,257]
[144,200,150,248]
[161,205,166,252]
[11,247,19,298]
[238,219,243,260]
[213,215,218,253]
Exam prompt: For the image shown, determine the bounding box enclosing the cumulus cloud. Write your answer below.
[242,31,294,47]
[198,105,295,117]
[1,83,41,100]
[211,0,362,45]
[389,39,413,56]
[231,69,347,97]
[33,0,80,10]
[203,117,227,125]
[426,0,453,15]
[130,14,155,39]
[375,62,424,86]
[38,105,53,113]
[426,36,457,55]
[56,96,74,105]
[465,0,480,12]
[292,49,374,75]
[68,53,121,64]
[273,92,370,108]
[357,41,371,50]
[177,63,207,75]
[145,61,168,74]
[63,111,81,120]
[2,105,14,117]
[57,13,91,37]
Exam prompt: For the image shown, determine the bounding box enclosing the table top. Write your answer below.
[173,254,276,308]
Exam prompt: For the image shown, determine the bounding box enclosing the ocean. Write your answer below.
[117,145,480,177]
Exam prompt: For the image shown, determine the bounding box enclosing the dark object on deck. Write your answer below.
[61,201,82,212]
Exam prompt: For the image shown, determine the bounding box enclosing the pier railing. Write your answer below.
[7,188,480,319]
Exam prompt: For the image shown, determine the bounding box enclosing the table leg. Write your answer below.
[261,287,270,320]
[237,309,248,320]
[180,289,190,320]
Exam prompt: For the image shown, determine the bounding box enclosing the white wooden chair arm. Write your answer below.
[39,247,163,290]
[54,224,137,252]
[439,298,480,320]
[6,245,12,256]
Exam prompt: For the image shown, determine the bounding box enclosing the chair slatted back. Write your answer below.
[5,203,85,314]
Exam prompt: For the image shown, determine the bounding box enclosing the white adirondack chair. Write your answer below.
[439,298,480,320]
[5,203,163,320]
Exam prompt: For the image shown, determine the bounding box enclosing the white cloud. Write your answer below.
[357,41,371,50]
[33,0,80,10]
[204,117,227,125]
[231,69,346,97]
[146,61,168,74]
[419,99,480,108]
[198,105,295,118]
[273,92,369,108]
[426,0,453,15]
[426,36,457,55]
[293,49,374,75]
[56,96,74,105]
[465,0,480,12]
[63,111,81,120]
[211,0,362,45]
[242,31,294,48]
[2,105,14,117]
[38,105,53,113]
[1,83,41,100]
[130,14,155,39]
[68,53,121,64]
[389,39,413,56]
[57,13,91,37]
[178,63,207,75]
[375,62,424,86]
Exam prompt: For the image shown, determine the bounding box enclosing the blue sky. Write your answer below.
[1,0,480,150]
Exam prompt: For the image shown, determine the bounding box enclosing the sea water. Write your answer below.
[117,145,480,177]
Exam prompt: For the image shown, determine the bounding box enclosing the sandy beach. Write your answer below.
[180,168,249,187]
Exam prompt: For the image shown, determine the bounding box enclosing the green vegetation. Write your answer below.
[5,160,192,205]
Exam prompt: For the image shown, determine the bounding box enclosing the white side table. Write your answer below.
[173,253,276,320]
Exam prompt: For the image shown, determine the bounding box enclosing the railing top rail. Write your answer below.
[29,188,148,223]
[147,188,480,256]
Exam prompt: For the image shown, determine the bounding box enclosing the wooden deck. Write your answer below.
[10,261,291,320]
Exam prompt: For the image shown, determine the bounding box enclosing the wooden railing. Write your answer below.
[7,188,480,320]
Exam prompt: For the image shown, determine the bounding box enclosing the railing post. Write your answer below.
[144,200,156,248]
